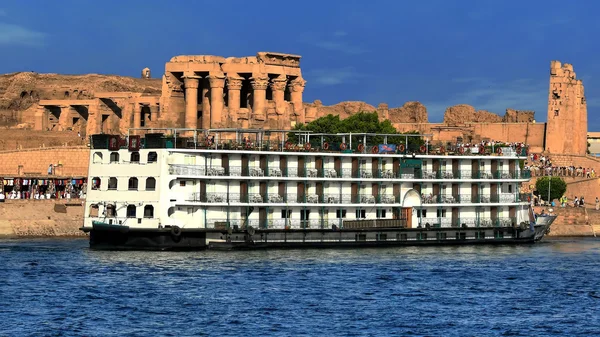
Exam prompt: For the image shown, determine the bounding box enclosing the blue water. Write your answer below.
[1,238,599,337]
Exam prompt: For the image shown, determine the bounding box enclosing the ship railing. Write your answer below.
[445,217,516,228]
[208,219,332,230]
[169,164,531,180]
[187,192,401,204]
[99,130,530,158]
[420,193,526,204]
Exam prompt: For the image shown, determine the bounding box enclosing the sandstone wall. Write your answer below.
[0,199,85,237]
[546,154,600,170]
[0,146,89,177]
[0,129,84,151]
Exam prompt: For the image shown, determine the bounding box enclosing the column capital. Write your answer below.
[289,77,306,92]
[227,76,244,90]
[182,75,201,89]
[208,74,226,89]
[251,75,269,90]
[270,77,287,91]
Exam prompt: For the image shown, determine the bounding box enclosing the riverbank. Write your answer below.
[0,200,598,238]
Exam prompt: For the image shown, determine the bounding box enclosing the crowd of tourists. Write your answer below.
[0,177,87,202]
[557,195,600,210]
[524,153,596,178]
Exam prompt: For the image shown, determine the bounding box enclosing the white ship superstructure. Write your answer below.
[83,129,537,247]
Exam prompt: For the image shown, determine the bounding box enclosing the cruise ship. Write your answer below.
[80,128,555,250]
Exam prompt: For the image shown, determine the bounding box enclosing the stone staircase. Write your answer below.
[546,207,600,237]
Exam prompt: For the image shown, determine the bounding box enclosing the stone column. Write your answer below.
[251,75,269,121]
[289,77,306,124]
[183,75,200,130]
[227,76,243,123]
[201,78,210,129]
[271,76,287,116]
[209,73,226,128]
[133,103,142,128]
[59,105,71,131]
[34,106,46,131]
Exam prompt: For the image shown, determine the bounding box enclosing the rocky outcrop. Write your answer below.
[388,101,428,123]
[503,108,535,123]
[304,100,377,121]
[443,104,536,125]
[304,100,429,123]
[0,72,161,124]
[443,104,502,125]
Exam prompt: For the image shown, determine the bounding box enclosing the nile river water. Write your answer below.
[1,238,599,336]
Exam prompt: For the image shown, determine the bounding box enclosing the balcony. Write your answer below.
[169,164,531,180]
[186,192,401,204]
[421,193,528,204]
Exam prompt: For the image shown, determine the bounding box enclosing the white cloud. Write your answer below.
[0,22,45,46]
[300,31,366,55]
[305,67,360,86]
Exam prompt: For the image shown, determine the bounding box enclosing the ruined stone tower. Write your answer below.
[142,67,151,79]
[545,61,588,155]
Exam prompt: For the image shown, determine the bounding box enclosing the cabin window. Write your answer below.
[126,205,136,218]
[148,152,158,163]
[300,210,310,220]
[93,152,103,163]
[376,209,386,218]
[108,177,118,190]
[144,205,154,218]
[417,209,427,218]
[437,209,447,217]
[92,177,101,190]
[355,209,366,219]
[336,210,347,218]
[146,177,156,191]
[110,152,119,163]
[130,152,140,163]
[281,210,291,218]
[106,204,116,217]
[180,181,186,187]
[89,204,99,217]
[128,177,138,190]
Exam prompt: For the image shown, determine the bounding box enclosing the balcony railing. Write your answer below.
[206,218,344,229]
[421,193,528,204]
[417,217,517,228]
[185,192,526,204]
[169,164,531,180]
[203,217,517,229]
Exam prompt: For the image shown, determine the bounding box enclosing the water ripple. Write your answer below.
[0,238,599,336]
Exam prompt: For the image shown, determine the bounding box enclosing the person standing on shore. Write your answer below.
[595,197,599,210]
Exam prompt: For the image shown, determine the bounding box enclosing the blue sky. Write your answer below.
[0,0,598,130]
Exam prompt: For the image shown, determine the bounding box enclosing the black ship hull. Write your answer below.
[82,218,555,251]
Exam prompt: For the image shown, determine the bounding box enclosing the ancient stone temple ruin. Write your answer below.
[545,61,588,155]
[162,52,305,130]
[32,52,305,136]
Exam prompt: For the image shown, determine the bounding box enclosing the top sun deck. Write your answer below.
[89,128,528,157]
